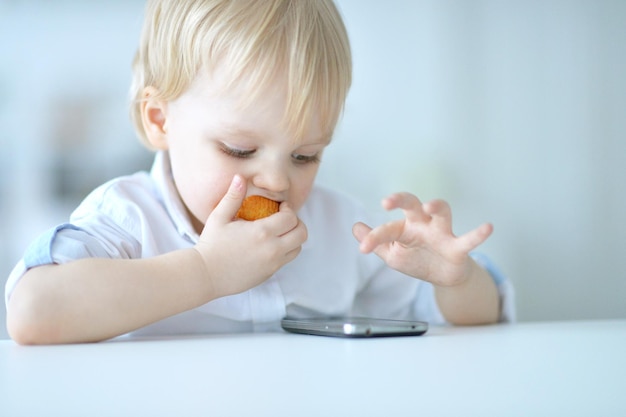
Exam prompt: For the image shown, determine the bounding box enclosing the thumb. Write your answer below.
[211,175,246,223]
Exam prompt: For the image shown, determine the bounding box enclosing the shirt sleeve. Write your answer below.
[21,224,111,269]
[4,221,140,305]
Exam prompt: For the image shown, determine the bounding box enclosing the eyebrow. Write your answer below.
[222,126,263,141]
[223,125,332,146]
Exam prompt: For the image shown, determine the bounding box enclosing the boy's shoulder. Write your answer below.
[82,171,157,208]
[69,170,163,226]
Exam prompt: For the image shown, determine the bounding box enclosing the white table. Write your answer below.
[1,320,625,417]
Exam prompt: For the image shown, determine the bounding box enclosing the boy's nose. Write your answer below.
[252,163,290,193]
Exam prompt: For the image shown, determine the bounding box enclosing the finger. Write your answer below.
[423,199,453,234]
[278,201,293,214]
[357,221,405,253]
[352,222,373,245]
[281,220,308,253]
[210,175,246,223]
[383,192,430,223]
[283,245,303,264]
[262,202,300,235]
[455,223,494,253]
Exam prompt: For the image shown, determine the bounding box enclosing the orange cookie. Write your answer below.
[236,195,280,220]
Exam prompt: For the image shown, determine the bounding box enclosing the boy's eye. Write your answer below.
[292,153,321,164]
[220,144,320,164]
[221,145,255,159]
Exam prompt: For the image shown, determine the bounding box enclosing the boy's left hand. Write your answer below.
[352,192,493,287]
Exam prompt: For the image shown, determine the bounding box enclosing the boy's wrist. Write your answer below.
[428,257,476,290]
[434,259,500,325]
[187,246,220,299]
[145,247,220,307]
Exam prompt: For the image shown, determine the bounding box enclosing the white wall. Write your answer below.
[322,0,626,322]
[1,0,625,338]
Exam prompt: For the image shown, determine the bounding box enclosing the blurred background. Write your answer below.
[1,0,624,339]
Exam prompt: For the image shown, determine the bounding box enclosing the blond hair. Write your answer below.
[130,0,352,148]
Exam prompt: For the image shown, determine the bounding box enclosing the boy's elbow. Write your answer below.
[6,281,63,345]
[7,313,40,346]
[7,296,53,345]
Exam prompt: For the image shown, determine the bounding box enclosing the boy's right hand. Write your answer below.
[192,175,307,298]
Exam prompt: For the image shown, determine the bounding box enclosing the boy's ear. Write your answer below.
[141,87,169,150]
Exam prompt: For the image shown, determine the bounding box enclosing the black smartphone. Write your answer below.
[281,317,428,338]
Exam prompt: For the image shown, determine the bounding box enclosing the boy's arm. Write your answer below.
[7,249,211,344]
[433,258,500,325]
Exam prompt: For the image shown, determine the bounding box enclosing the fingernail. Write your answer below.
[232,175,243,191]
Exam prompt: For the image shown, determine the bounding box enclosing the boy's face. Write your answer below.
[149,69,330,234]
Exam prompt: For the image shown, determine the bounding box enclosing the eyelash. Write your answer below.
[221,146,254,159]
[292,153,321,165]
[220,146,320,165]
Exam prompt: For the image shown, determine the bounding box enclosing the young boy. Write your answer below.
[5,0,514,344]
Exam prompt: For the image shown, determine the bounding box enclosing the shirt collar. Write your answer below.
[150,151,200,243]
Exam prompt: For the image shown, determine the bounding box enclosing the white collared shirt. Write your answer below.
[5,152,515,337]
